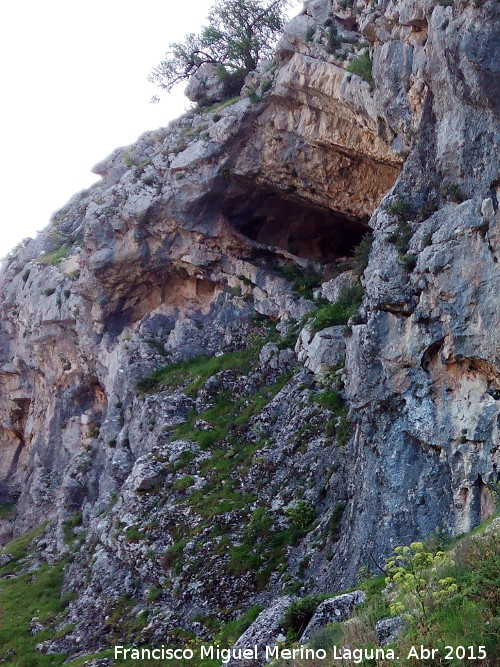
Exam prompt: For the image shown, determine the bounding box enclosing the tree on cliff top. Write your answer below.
[148,0,291,99]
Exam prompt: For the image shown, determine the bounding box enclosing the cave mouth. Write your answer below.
[222,182,370,263]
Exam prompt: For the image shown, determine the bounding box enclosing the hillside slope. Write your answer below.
[0,0,499,661]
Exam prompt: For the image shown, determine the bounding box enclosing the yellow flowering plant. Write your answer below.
[384,541,458,631]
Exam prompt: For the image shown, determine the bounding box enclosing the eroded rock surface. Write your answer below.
[0,0,499,659]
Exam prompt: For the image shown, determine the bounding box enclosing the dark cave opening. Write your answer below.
[222,182,370,262]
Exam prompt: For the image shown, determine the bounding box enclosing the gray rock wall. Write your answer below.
[0,0,499,656]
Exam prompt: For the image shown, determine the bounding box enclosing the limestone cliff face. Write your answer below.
[0,0,499,656]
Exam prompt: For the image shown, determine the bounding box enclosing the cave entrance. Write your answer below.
[222,182,369,263]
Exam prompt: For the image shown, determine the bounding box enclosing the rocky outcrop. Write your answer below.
[0,0,499,659]
[299,590,366,643]
[226,596,295,667]
[375,616,405,647]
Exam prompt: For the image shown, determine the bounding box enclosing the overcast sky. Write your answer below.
[0,0,302,258]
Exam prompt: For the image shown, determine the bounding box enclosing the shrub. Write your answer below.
[238,274,256,288]
[328,501,346,540]
[399,253,417,272]
[386,195,413,220]
[286,500,316,530]
[349,233,373,276]
[282,595,325,642]
[346,50,374,86]
[309,284,364,334]
[278,263,322,299]
[317,390,344,413]
[87,424,100,439]
[440,182,465,203]
[417,199,439,221]
[336,411,350,446]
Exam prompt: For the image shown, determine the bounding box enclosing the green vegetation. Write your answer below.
[198,96,241,115]
[137,347,259,395]
[385,200,416,270]
[170,372,290,449]
[277,263,322,299]
[349,233,373,276]
[228,502,316,590]
[0,560,70,666]
[173,475,195,492]
[271,522,500,667]
[282,595,329,642]
[418,198,439,221]
[0,500,16,519]
[385,542,457,626]
[440,182,465,203]
[386,195,413,221]
[124,526,145,543]
[148,0,291,102]
[62,513,83,545]
[399,252,417,272]
[317,389,344,412]
[1,512,499,667]
[0,524,70,666]
[137,351,297,590]
[309,284,364,334]
[346,50,374,86]
[286,500,316,531]
[328,501,346,541]
[37,237,82,267]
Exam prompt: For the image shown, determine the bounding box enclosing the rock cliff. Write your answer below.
[0,0,499,659]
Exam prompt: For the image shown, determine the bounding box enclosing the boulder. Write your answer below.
[0,553,13,567]
[226,596,295,666]
[321,272,358,304]
[295,325,346,375]
[299,590,366,643]
[375,616,404,646]
[185,63,228,105]
[28,617,44,636]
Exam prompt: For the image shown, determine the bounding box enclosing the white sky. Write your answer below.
[0,0,302,258]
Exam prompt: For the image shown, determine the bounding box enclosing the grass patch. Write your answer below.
[228,505,314,590]
[309,284,363,334]
[197,96,241,114]
[0,523,69,666]
[38,245,71,266]
[316,390,344,413]
[137,347,259,395]
[62,513,83,545]
[2,523,47,563]
[0,500,16,519]
[171,373,290,449]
